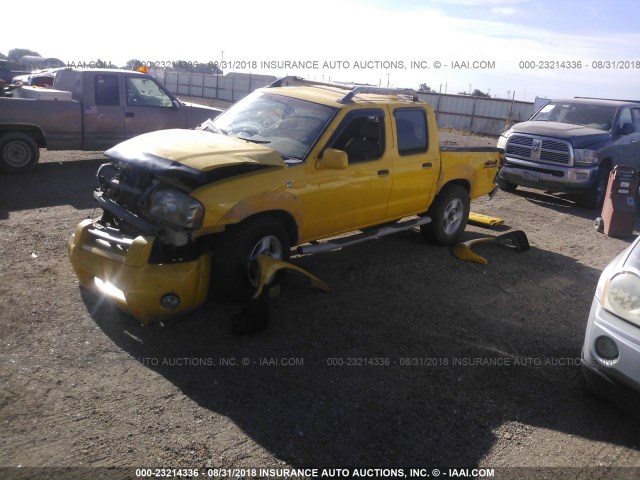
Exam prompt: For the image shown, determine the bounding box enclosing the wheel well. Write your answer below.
[254,210,298,245]
[441,179,470,194]
[202,210,299,247]
[0,127,46,148]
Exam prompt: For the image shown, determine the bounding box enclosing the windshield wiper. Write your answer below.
[281,154,301,162]
[237,137,271,144]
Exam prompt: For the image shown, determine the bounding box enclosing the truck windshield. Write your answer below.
[531,102,617,131]
[208,91,337,161]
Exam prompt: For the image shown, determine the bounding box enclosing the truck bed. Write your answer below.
[0,97,82,149]
[439,147,502,199]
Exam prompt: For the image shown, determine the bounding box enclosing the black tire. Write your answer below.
[213,216,291,302]
[421,184,470,246]
[579,363,602,398]
[594,217,605,233]
[0,133,40,174]
[496,175,518,193]
[578,166,609,209]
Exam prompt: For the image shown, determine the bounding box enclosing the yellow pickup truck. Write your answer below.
[68,77,501,324]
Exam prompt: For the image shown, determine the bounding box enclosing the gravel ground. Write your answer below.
[1,123,640,480]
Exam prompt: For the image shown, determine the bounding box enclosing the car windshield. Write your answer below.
[531,102,617,131]
[207,91,337,162]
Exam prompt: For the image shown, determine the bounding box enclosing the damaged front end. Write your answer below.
[68,152,212,324]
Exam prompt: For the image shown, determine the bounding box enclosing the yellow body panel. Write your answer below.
[439,150,501,199]
[69,83,501,324]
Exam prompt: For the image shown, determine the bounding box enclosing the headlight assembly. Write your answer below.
[148,189,204,229]
[573,149,599,166]
[603,271,640,327]
[496,135,508,150]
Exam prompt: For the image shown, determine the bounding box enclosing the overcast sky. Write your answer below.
[2,0,639,101]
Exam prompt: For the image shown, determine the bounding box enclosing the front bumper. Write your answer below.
[68,219,210,325]
[581,297,640,393]
[499,157,597,193]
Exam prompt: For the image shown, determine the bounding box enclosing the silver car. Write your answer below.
[582,235,640,396]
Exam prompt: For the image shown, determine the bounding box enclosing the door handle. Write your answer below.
[378,169,389,176]
[125,112,135,118]
[423,162,433,168]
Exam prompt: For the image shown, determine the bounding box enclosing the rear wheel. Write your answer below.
[213,216,291,301]
[0,133,40,173]
[421,184,470,246]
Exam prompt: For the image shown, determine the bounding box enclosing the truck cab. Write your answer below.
[44,68,219,150]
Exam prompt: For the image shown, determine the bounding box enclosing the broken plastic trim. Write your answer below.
[253,256,330,299]
[104,148,209,189]
[452,230,530,265]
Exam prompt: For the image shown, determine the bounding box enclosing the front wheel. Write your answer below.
[578,166,609,209]
[213,216,291,301]
[594,217,605,233]
[421,184,470,246]
[496,175,518,193]
[0,133,40,173]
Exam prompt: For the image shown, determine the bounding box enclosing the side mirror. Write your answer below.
[172,99,182,110]
[620,123,635,135]
[317,148,348,170]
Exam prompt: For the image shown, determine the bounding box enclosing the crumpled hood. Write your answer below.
[105,129,286,172]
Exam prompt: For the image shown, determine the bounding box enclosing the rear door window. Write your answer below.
[95,75,119,106]
[394,108,428,155]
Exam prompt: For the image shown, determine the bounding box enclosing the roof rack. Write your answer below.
[267,75,419,104]
[574,96,640,104]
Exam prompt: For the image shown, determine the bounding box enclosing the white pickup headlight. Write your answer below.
[603,271,640,327]
[496,135,508,150]
[574,149,599,166]
[148,189,204,229]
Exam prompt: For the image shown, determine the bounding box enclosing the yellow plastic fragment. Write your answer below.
[468,212,505,227]
[253,256,330,299]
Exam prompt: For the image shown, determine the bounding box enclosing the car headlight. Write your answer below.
[496,135,508,150]
[603,271,640,327]
[148,189,204,229]
[573,148,598,166]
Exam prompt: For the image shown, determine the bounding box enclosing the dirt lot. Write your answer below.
[1,128,640,480]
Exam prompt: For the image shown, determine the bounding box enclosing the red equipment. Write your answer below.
[595,165,639,238]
